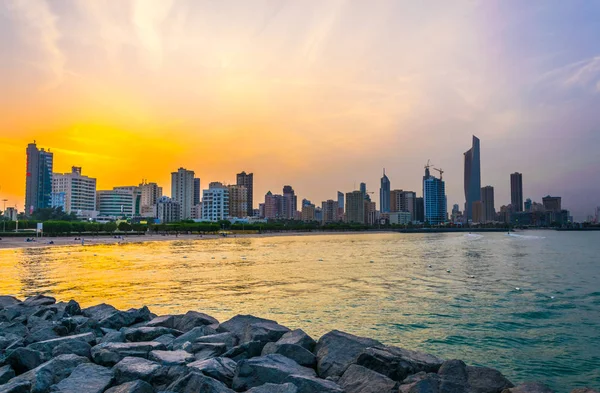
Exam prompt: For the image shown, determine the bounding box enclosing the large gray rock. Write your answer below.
[104,380,155,393]
[9,354,89,393]
[570,389,599,393]
[232,354,317,391]
[355,345,443,381]
[246,383,298,393]
[222,341,265,362]
[191,343,227,361]
[502,383,555,393]
[63,300,81,316]
[0,322,28,337]
[113,356,161,384]
[175,311,219,332]
[167,371,235,393]
[27,332,96,357]
[149,350,195,365]
[0,364,16,384]
[314,330,382,379]
[219,315,290,344]
[154,334,176,349]
[0,379,31,393]
[124,326,183,342]
[5,347,45,374]
[0,296,21,309]
[50,363,113,393]
[172,326,220,350]
[91,341,166,366]
[83,303,119,320]
[146,315,180,329]
[23,295,56,307]
[98,307,152,330]
[187,357,237,386]
[262,342,316,367]
[284,374,345,393]
[338,364,398,393]
[100,330,126,344]
[466,364,514,393]
[52,339,92,358]
[276,329,317,352]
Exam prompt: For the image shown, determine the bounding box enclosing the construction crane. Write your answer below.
[433,167,444,180]
[424,159,431,171]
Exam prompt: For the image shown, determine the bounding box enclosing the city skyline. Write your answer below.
[1,1,600,220]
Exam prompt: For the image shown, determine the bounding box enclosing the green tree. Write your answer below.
[103,222,117,233]
[118,222,132,232]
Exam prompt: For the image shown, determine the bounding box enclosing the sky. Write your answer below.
[1,0,599,220]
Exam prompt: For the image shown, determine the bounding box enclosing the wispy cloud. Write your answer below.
[538,56,600,93]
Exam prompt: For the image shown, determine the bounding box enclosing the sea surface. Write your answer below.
[1,231,599,391]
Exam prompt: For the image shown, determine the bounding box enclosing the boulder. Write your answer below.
[172,326,221,350]
[570,389,599,393]
[91,341,166,366]
[284,374,345,393]
[191,343,228,361]
[98,307,152,330]
[100,330,126,344]
[23,325,61,345]
[262,342,316,367]
[154,334,176,349]
[50,363,113,393]
[338,364,398,393]
[0,296,21,310]
[219,315,290,344]
[5,347,45,374]
[9,354,89,393]
[502,383,555,393]
[466,365,514,393]
[187,357,237,386]
[354,345,443,381]
[175,311,219,332]
[402,373,443,393]
[124,326,183,342]
[23,295,56,307]
[276,329,317,352]
[149,350,195,366]
[0,379,31,393]
[0,364,16,384]
[27,332,96,357]
[113,356,161,384]
[222,341,265,362]
[105,380,155,393]
[167,371,236,392]
[232,354,317,391]
[51,340,92,358]
[246,383,299,393]
[82,303,119,321]
[64,300,82,316]
[150,364,189,390]
[314,330,381,379]
[0,322,28,337]
[146,315,180,329]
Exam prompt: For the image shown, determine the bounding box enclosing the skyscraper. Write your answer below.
[510,172,523,212]
[464,135,481,220]
[228,184,248,218]
[360,183,367,201]
[282,185,297,219]
[415,197,424,222]
[480,186,495,223]
[201,182,230,221]
[542,196,561,212]
[193,178,201,206]
[52,167,97,219]
[322,200,338,224]
[264,191,283,219]
[346,191,365,224]
[236,172,254,217]
[25,142,54,215]
[337,191,344,218]
[424,169,447,225]
[171,168,195,220]
[380,169,390,213]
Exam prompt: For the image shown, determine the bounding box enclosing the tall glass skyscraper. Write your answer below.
[510,172,523,212]
[424,170,446,225]
[463,135,481,220]
[25,142,53,215]
[379,169,390,213]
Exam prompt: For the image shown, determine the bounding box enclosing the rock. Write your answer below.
[466,365,514,393]
[113,356,161,384]
[570,389,599,393]
[403,374,442,393]
[91,341,166,366]
[219,315,290,344]
[0,379,31,393]
[172,326,220,350]
[64,300,81,316]
[262,342,316,367]
[438,359,469,382]
[0,322,28,337]
[232,354,317,391]
[124,326,184,342]
[0,364,16,384]
[82,303,119,320]
[104,380,155,393]
[245,383,299,393]
[154,334,176,349]
[98,307,152,330]
[174,311,219,332]
[166,371,235,393]
[276,329,317,352]
[52,340,92,358]
[284,374,345,393]
[149,365,189,390]
[27,332,96,358]
[149,350,195,366]
[502,382,555,393]
[5,347,45,374]
[100,330,126,344]
[50,363,113,393]
[0,296,21,310]
[191,343,227,361]
[23,295,56,307]
[338,364,398,393]
[23,325,60,345]
[187,357,237,386]
[355,345,443,381]
[314,330,382,379]
[146,315,180,329]
[9,354,89,393]
[222,341,265,362]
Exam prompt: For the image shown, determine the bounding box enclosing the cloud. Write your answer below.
[132,0,174,69]
[538,56,600,93]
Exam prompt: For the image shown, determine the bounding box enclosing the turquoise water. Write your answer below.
[0,231,599,391]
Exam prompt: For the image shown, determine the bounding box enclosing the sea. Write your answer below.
[1,231,599,391]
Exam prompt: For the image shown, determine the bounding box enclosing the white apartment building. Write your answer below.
[201,182,229,221]
[52,167,97,219]
[171,168,195,220]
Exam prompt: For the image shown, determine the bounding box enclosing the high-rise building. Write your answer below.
[389,211,411,225]
[380,169,390,213]
[322,200,338,224]
[301,203,316,222]
[52,167,97,219]
[139,181,163,217]
[157,196,181,223]
[472,201,484,223]
[193,178,201,206]
[236,172,254,217]
[524,198,532,212]
[25,142,54,215]
[360,183,367,201]
[337,191,344,217]
[201,182,230,221]
[365,200,377,225]
[171,168,195,220]
[480,186,495,223]
[282,185,297,219]
[390,190,416,220]
[542,196,561,212]
[228,185,248,218]
[424,169,447,225]
[346,191,365,224]
[314,207,323,222]
[510,172,523,212]
[264,191,283,219]
[96,186,141,219]
[415,197,424,222]
[463,135,481,220]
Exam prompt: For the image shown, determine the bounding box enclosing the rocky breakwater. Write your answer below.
[0,295,597,393]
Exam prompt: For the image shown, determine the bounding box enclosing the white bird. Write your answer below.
[469,275,475,278]
[515,287,521,291]
[550,296,555,299]
[446,269,451,273]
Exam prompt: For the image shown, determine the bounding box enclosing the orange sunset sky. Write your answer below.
[1,1,599,219]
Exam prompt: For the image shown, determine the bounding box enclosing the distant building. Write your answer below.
[472,201,484,223]
[4,207,18,221]
[97,186,141,219]
[228,184,248,218]
[264,191,283,219]
[314,207,323,222]
[480,186,495,223]
[464,135,481,220]
[322,200,338,224]
[201,182,229,221]
[510,172,523,212]
[193,178,201,206]
[346,191,365,224]
[380,169,390,213]
[139,181,162,218]
[157,196,181,223]
[25,142,54,215]
[524,198,532,212]
[424,170,446,225]
[365,200,377,225]
[415,197,424,222]
[258,204,265,219]
[301,203,316,222]
[360,183,367,201]
[596,206,600,223]
[236,172,254,217]
[282,185,297,219]
[389,211,411,225]
[542,196,561,212]
[52,166,97,219]
[337,191,344,218]
[171,168,195,220]
[391,190,416,220]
